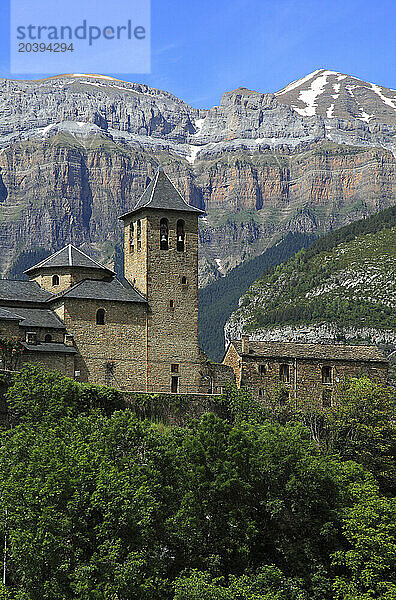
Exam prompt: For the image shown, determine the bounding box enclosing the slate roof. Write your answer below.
[230,340,388,363]
[25,244,114,275]
[0,280,52,303]
[119,167,204,220]
[0,307,23,321]
[8,307,65,329]
[22,342,77,354]
[47,277,147,304]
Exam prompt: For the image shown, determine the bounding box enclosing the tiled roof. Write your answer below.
[119,167,204,220]
[0,280,52,303]
[230,340,388,363]
[8,307,65,329]
[25,244,114,275]
[0,307,23,321]
[47,277,147,304]
[22,342,76,354]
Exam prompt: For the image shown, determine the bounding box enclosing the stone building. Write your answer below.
[223,336,389,407]
[0,168,231,394]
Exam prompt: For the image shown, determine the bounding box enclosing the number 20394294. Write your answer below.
[18,43,74,52]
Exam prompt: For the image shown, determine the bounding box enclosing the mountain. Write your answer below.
[225,206,396,358]
[275,69,396,125]
[0,72,395,285]
[199,232,315,361]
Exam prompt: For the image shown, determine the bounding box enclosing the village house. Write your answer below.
[222,336,389,407]
[0,167,389,398]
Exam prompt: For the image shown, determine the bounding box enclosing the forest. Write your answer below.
[0,365,394,599]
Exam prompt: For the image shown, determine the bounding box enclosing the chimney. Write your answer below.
[241,334,249,354]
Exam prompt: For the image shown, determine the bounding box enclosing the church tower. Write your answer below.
[119,167,204,393]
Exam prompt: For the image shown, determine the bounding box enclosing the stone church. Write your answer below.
[0,168,230,393]
[0,167,388,400]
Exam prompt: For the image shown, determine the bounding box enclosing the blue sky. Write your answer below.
[0,0,395,108]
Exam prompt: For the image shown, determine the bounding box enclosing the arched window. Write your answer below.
[137,220,142,250]
[44,334,52,343]
[177,220,185,252]
[52,274,60,286]
[96,308,105,325]
[129,222,134,252]
[160,218,169,250]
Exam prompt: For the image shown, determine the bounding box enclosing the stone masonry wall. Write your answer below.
[239,355,388,408]
[32,267,111,294]
[124,209,202,393]
[57,297,147,391]
[21,351,75,378]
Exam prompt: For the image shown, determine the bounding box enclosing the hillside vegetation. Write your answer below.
[199,233,315,361]
[0,366,394,599]
[227,205,396,338]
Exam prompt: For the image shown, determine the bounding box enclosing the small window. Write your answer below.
[171,376,179,393]
[258,388,265,397]
[322,389,332,408]
[44,334,52,343]
[52,274,60,286]
[177,220,185,252]
[96,309,105,325]
[169,300,174,309]
[160,218,169,250]
[26,331,37,345]
[279,390,289,406]
[137,220,142,251]
[129,223,134,252]
[322,366,333,384]
[280,363,290,383]
[181,276,187,285]
[171,363,179,373]
[259,364,267,375]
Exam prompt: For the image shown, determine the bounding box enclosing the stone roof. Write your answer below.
[230,340,388,363]
[0,280,52,303]
[0,307,23,321]
[22,342,77,354]
[119,167,204,220]
[7,307,66,329]
[47,278,147,304]
[25,244,114,275]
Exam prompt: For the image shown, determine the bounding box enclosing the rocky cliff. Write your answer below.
[0,72,395,285]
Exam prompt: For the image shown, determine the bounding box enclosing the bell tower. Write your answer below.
[119,167,204,393]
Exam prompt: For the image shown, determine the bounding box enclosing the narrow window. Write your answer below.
[322,389,332,408]
[177,219,185,252]
[171,376,179,393]
[181,276,187,285]
[96,308,105,325]
[322,366,333,384]
[52,274,60,286]
[279,390,289,406]
[279,363,290,383]
[171,363,179,373]
[160,218,169,250]
[259,364,267,375]
[169,300,174,309]
[258,388,265,397]
[44,334,52,343]
[129,222,134,252]
[137,220,142,251]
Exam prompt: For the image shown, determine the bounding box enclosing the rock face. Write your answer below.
[0,72,395,285]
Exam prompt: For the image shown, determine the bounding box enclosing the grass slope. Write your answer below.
[233,205,396,334]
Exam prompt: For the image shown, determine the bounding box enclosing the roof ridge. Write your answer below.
[46,277,87,302]
[71,245,114,273]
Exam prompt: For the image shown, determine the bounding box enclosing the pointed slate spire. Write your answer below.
[119,168,204,220]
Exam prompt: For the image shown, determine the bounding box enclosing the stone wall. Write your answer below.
[21,351,75,378]
[55,297,147,391]
[235,355,388,408]
[32,266,111,294]
[124,209,202,393]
